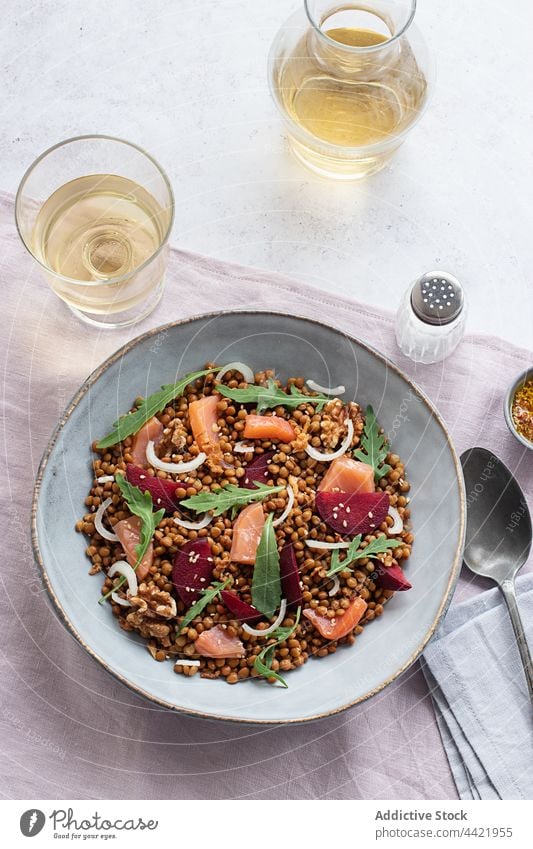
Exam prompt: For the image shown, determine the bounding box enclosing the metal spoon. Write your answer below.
[460,447,533,702]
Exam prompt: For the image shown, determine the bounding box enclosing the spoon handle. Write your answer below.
[501,580,533,704]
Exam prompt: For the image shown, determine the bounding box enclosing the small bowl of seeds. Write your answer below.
[505,368,533,450]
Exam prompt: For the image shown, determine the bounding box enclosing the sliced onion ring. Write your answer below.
[387,505,404,534]
[94,497,119,542]
[306,540,351,550]
[108,560,138,597]
[305,418,354,463]
[174,659,201,667]
[328,575,340,597]
[146,440,206,474]
[215,361,255,383]
[173,513,213,531]
[242,598,287,637]
[272,486,295,528]
[307,379,346,396]
[233,441,255,453]
[111,592,132,607]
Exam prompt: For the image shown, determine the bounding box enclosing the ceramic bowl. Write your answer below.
[32,311,465,723]
[504,367,533,450]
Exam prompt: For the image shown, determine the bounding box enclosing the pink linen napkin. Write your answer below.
[1,189,532,800]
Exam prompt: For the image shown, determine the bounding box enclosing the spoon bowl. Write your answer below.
[461,447,532,582]
[461,447,533,702]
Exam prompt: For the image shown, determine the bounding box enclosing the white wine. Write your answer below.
[272,21,428,178]
[279,26,427,147]
[32,174,171,315]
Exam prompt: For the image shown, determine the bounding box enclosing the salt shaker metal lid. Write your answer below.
[396,270,467,364]
[410,271,464,326]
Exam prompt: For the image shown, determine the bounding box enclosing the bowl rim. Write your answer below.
[504,367,533,451]
[31,308,466,724]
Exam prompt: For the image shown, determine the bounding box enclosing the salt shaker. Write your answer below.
[395,271,467,364]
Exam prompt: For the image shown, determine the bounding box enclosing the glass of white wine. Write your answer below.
[15,135,174,328]
[269,0,433,180]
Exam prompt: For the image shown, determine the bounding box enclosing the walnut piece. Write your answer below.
[124,584,176,643]
[289,428,309,453]
[129,584,177,619]
[169,418,189,451]
[160,418,190,455]
[319,399,347,448]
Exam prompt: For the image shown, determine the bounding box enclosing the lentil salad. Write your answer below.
[77,364,413,686]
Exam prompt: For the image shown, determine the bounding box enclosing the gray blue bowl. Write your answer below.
[32,310,465,723]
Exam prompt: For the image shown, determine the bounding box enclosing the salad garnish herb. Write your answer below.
[253,607,301,688]
[180,481,284,518]
[217,378,330,414]
[98,476,164,604]
[326,535,403,577]
[97,368,212,449]
[251,513,282,617]
[176,578,231,636]
[353,404,392,481]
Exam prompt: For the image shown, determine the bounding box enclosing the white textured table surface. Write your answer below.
[1,0,532,349]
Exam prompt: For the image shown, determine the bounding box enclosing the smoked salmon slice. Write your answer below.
[131,416,164,468]
[189,394,224,464]
[194,626,245,658]
[229,502,265,565]
[243,415,296,443]
[318,456,375,494]
[114,516,153,581]
[303,596,368,640]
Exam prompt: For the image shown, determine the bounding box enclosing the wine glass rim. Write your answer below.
[304,0,417,52]
[14,134,175,288]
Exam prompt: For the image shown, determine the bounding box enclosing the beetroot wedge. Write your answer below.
[220,590,262,624]
[280,543,303,609]
[240,451,276,490]
[315,490,390,536]
[374,562,412,592]
[126,464,185,515]
[172,540,214,607]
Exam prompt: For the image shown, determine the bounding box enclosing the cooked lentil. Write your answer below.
[78,366,413,684]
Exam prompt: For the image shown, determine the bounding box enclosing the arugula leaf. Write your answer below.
[116,475,165,561]
[353,405,392,481]
[99,475,164,604]
[176,578,231,636]
[217,378,330,414]
[96,368,212,449]
[253,653,288,687]
[251,513,282,617]
[327,535,403,577]
[253,607,301,688]
[180,482,284,518]
[271,608,302,643]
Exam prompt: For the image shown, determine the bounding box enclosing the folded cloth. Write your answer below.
[422,573,533,800]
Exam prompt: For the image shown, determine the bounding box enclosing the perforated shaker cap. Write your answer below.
[410,271,464,326]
